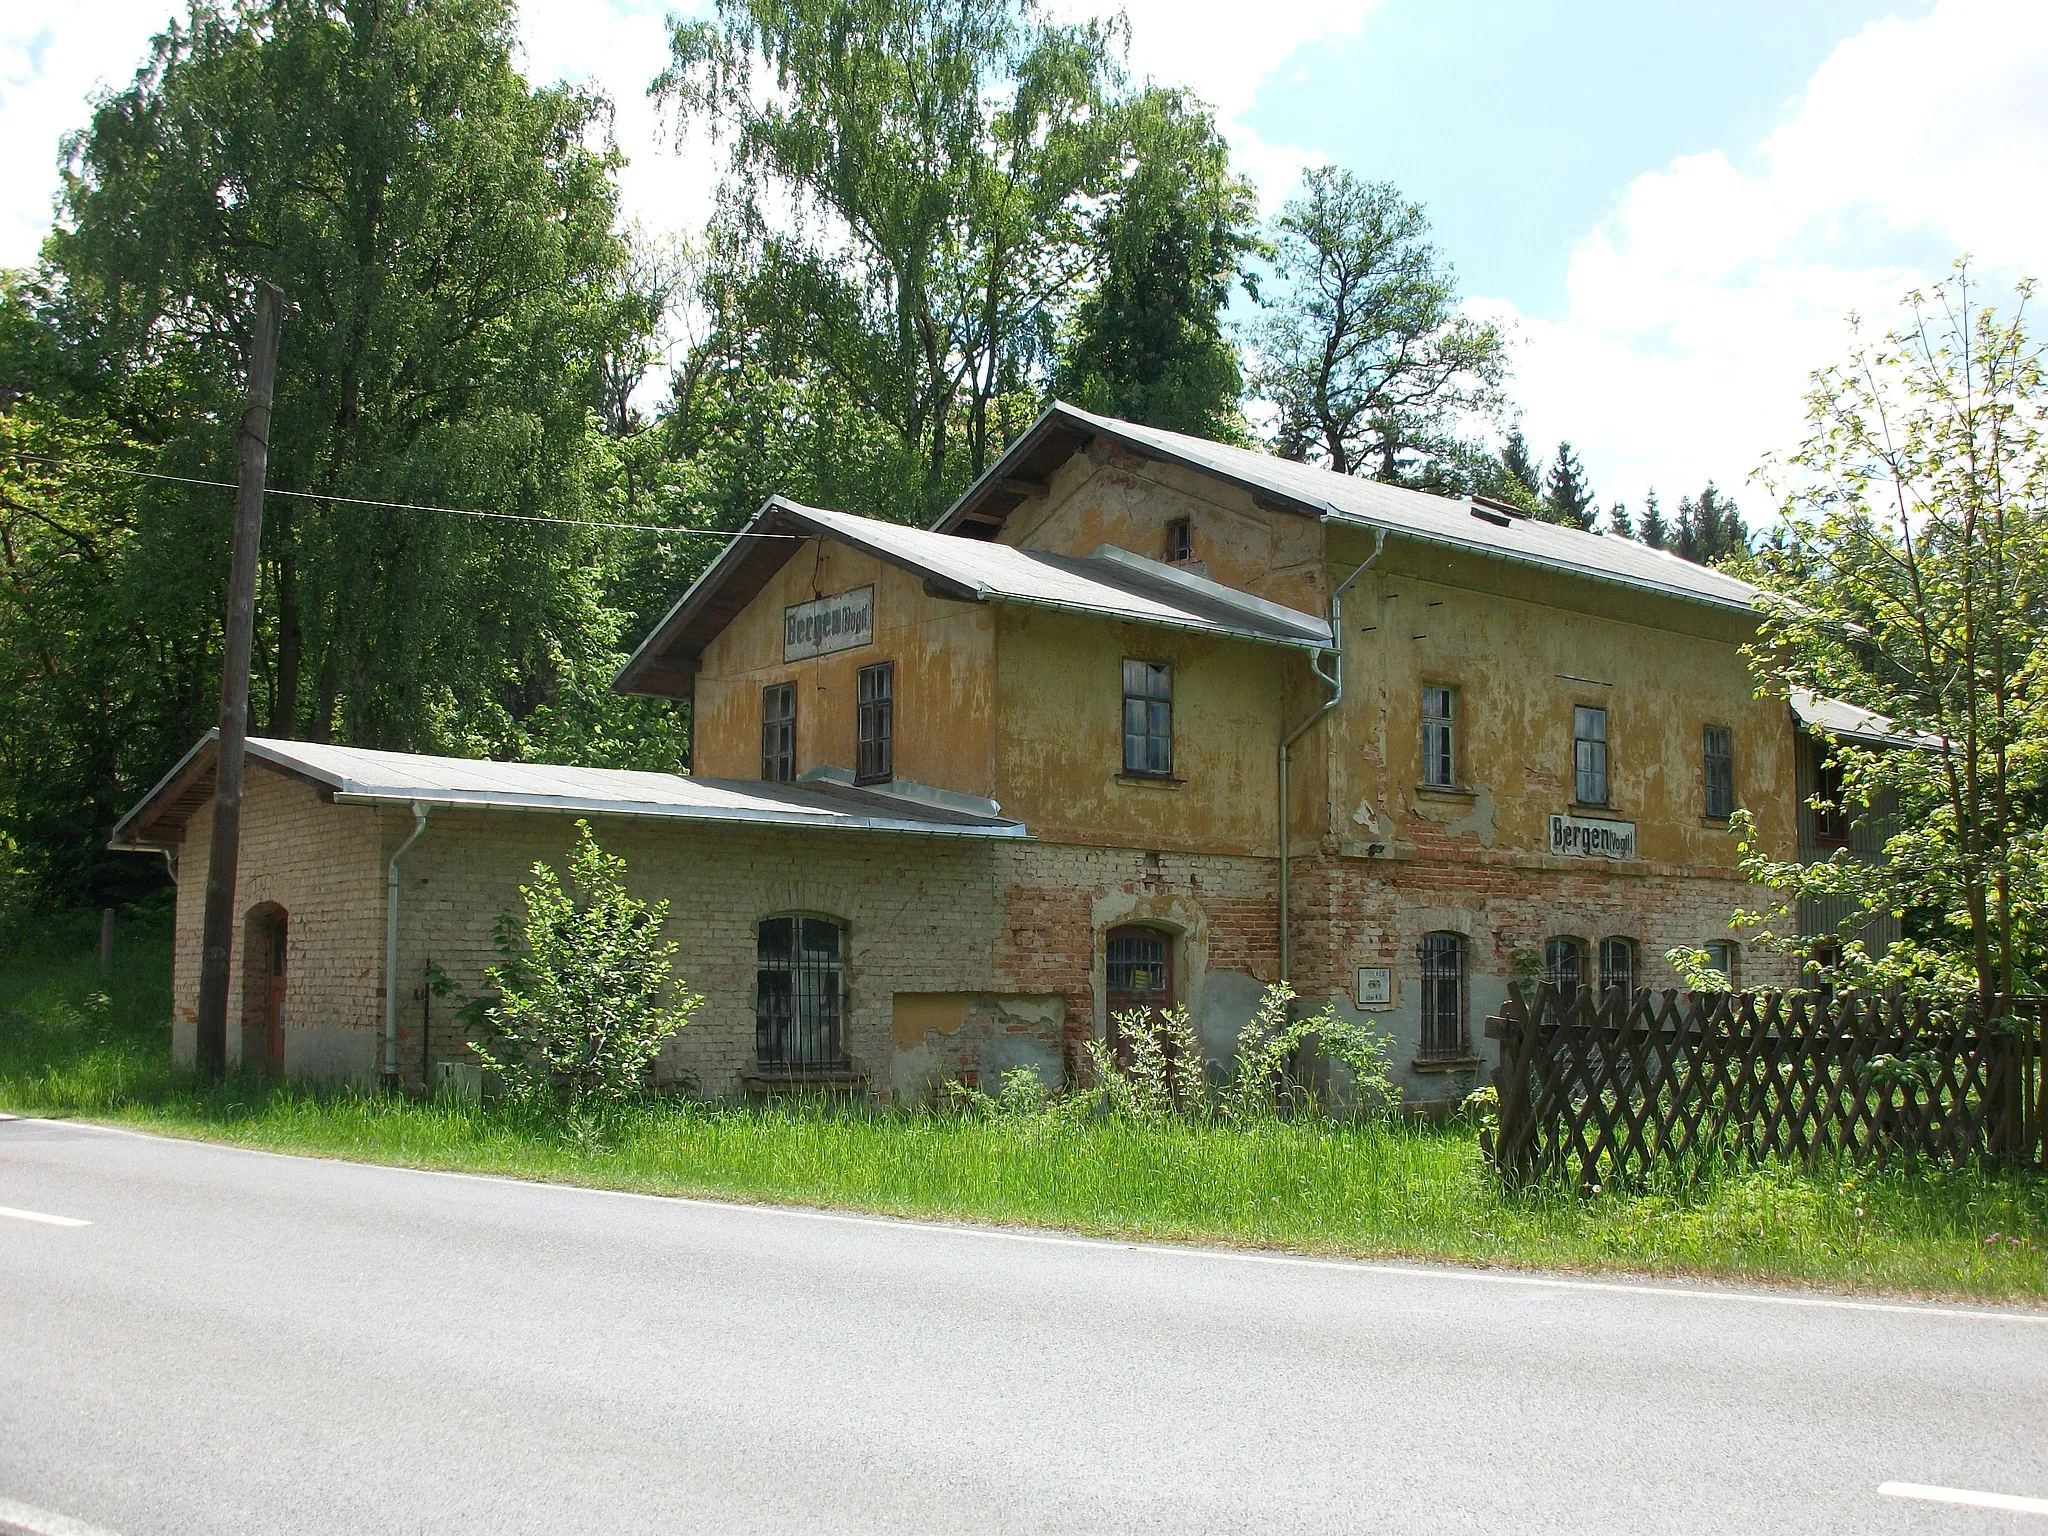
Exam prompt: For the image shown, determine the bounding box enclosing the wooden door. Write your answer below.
[264,915,287,1073]
[1105,926,1173,1064]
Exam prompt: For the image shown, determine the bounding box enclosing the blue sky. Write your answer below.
[1247,0,1936,317]
[3,0,2040,507]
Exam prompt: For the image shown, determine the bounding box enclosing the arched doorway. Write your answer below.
[1104,925,1174,1065]
[241,904,288,1074]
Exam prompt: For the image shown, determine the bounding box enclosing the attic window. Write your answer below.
[1165,518,1193,564]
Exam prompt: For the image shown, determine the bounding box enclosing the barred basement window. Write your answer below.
[1573,705,1609,806]
[761,682,796,783]
[1703,724,1734,819]
[1544,936,1584,1002]
[1600,936,1636,1001]
[1418,932,1465,1058]
[856,661,893,784]
[755,916,848,1072]
[1122,659,1173,777]
[1421,685,1456,787]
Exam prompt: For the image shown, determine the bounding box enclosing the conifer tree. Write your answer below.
[1607,502,1635,540]
[1636,489,1670,550]
[1500,428,1543,505]
[1538,441,1597,529]
[1674,483,1749,564]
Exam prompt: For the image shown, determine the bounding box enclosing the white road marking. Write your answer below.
[0,1205,88,1228]
[15,1117,2048,1325]
[1880,1482,2048,1516]
[0,1494,125,1536]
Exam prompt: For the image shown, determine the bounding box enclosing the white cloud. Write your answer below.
[0,0,175,269]
[1493,0,2048,509]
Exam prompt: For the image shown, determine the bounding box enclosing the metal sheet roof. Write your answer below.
[614,493,1332,695]
[938,401,1765,615]
[110,733,1028,850]
[1790,689,1941,751]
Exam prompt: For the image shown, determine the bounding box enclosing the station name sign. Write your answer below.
[784,585,874,662]
[1548,812,1637,860]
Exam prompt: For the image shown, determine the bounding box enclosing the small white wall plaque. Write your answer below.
[1354,966,1393,1010]
[784,584,875,661]
[1547,812,1637,860]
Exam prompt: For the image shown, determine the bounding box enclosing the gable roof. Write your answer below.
[936,401,1764,615]
[109,733,1028,852]
[614,494,1332,696]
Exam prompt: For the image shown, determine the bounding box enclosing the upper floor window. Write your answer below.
[856,661,893,784]
[1421,685,1456,788]
[761,683,796,782]
[1418,932,1466,1059]
[1703,724,1734,819]
[1812,754,1849,847]
[1122,659,1173,778]
[1600,936,1636,1001]
[1544,936,1584,1002]
[755,916,847,1072]
[1573,705,1609,806]
[1165,518,1193,564]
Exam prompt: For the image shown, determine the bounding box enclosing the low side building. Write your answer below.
[119,402,1847,1103]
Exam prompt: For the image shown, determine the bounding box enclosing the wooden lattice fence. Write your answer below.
[1482,988,2046,1187]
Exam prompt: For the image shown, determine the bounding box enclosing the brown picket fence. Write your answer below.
[1482,987,2046,1188]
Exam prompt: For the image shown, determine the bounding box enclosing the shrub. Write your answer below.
[471,820,699,1107]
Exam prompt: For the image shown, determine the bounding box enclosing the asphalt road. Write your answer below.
[3,1116,2046,1535]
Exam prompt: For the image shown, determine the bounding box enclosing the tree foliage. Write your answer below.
[1538,440,1597,530]
[659,0,1127,518]
[0,0,692,904]
[1252,168,1510,482]
[1737,268,2048,1002]
[1056,87,1257,440]
[473,819,699,1105]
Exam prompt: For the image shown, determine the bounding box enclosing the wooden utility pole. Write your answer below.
[193,282,285,1081]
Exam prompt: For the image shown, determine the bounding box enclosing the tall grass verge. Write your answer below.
[4,915,2043,1301]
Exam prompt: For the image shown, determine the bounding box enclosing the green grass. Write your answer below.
[4,914,2044,1302]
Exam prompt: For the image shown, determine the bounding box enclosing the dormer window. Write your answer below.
[1165,518,1192,564]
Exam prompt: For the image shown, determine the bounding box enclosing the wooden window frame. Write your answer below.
[1573,704,1610,807]
[1421,684,1456,788]
[761,682,796,783]
[856,661,894,785]
[1812,754,1850,848]
[1702,723,1734,820]
[1165,518,1193,564]
[1122,659,1174,779]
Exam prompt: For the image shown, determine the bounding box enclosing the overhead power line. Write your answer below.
[8,455,797,539]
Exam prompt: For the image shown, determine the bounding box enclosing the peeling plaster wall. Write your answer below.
[692,540,998,793]
[996,440,1327,615]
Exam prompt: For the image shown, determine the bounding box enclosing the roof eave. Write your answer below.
[328,788,1030,839]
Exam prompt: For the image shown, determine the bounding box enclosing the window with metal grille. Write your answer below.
[755,916,847,1072]
[856,662,893,784]
[1600,936,1636,1000]
[761,683,795,782]
[1122,659,1173,777]
[1165,518,1193,563]
[1703,724,1734,819]
[1544,936,1584,1002]
[1573,705,1609,805]
[1421,685,1456,787]
[1418,932,1465,1058]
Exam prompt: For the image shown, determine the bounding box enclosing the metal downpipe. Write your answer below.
[1279,530,1384,985]
[383,802,431,1087]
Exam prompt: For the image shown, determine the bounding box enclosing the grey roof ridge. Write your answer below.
[937,400,1763,617]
